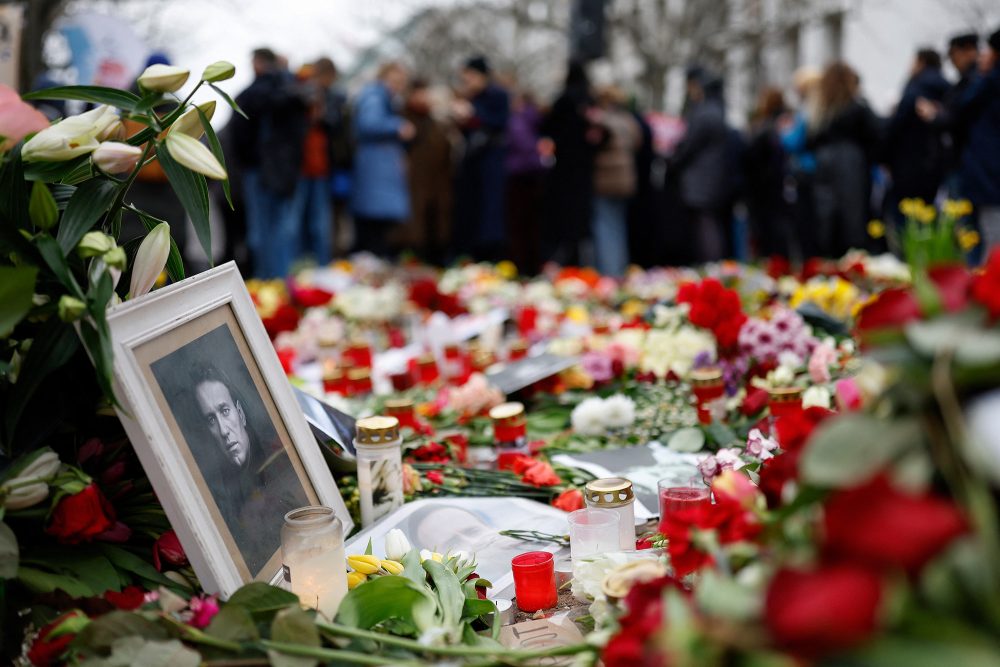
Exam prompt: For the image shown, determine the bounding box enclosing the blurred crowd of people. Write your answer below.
[213,27,1000,277]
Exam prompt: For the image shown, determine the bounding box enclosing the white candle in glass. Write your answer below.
[281,506,348,619]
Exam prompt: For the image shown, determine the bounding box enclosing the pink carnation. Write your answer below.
[809,343,837,384]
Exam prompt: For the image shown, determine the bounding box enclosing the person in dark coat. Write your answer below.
[231,48,310,277]
[954,29,1000,253]
[351,62,414,257]
[505,87,546,274]
[540,62,597,266]
[744,87,794,259]
[625,107,656,268]
[451,56,510,262]
[807,62,882,258]
[670,67,732,263]
[885,49,950,225]
[917,33,982,170]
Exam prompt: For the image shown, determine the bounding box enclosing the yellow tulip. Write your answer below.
[380,560,404,575]
[958,229,980,251]
[347,554,382,575]
[496,260,518,280]
[867,220,885,239]
[346,572,367,589]
[942,199,973,219]
[916,203,937,225]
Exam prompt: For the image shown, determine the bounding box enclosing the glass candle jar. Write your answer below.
[567,508,619,560]
[442,344,467,384]
[281,505,348,619]
[416,353,439,385]
[347,368,373,396]
[343,341,372,369]
[385,397,418,431]
[490,402,529,471]
[769,387,804,421]
[511,551,557,612]
[354,416,404,526]
[508,339,529,361]
[585,477,637,550]
[657,483,711,534]
[322,369,345,395]
[690,367,725,425]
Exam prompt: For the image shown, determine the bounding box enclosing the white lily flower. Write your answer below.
[92,141,142,175]
[137,64,190,92]
[129,222,171,299]
[2,451,60,510]
[164,132,226,180]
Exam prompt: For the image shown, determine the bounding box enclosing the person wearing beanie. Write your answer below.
[451,55,510,262]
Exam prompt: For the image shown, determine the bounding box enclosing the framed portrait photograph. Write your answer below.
[105,262,353,597]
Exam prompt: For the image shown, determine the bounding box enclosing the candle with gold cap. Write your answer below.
[354,416,404,526]
[490,401,529,470]
[585,477,637,550]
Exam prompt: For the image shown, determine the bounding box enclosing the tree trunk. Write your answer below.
[17,0,66,92]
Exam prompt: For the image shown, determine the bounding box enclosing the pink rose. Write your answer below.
[808,343,837,384]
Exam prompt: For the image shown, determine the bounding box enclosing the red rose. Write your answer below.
[774,406,834,453]
[103,585,146,610]
[521,460,562,487]
[758,452,799,509]
[425,469,445,485]
[290,284,334,308]
[928,264,971,312]
[971,248,1000,318]
[153,530,189,572]
[46,484,115,544]
[551,489,585,512]
[261,303,300,339]
[410,442,451,463]
[766,564,883,657]
[740,387,769,416]
[855,287,920,332]
[661,495,760,577]
[602,575,676,667]
[822,475,967,573]
[27,610,87,667]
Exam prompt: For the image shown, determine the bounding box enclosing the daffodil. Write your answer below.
[942,199,973,219]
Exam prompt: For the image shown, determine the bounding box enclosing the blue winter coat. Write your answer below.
[957,68,1000,207]
[351,82,409,221]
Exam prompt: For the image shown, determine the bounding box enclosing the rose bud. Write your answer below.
[153,530,188,571]
[164,132,226,180]
[45,483,116,544]
[129,222,171,299]
[92,141,142,175]
[137,64,190,92]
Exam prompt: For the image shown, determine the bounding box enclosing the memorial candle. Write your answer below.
[281,506,348,619]
[511,551,557,612]
[689,367,725,425]
[657,483,711,533]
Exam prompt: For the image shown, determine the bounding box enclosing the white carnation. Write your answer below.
[602,394,636,429]
[802,385,832,409]
[571,397,609,436]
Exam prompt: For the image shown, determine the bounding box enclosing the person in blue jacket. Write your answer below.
[351,62,414,256]
[451,55,510,262]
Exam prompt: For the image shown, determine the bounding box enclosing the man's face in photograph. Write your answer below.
[196,380,250,466]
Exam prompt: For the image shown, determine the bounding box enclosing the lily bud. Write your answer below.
[170,101,217,139]
[164,132,226,180]
[103,246,127,270]
[29,181,58,230]
[21,105,120,162]
[201,61,235,83]
[92,141,143,175]
[129,222,171,299]
[58,295,87,322]
[384,528,411,561]
[77,231,116,259]
[3,451,61,511]
[137,64,190,93]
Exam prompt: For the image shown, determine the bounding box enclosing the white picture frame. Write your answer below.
[105,261,352,598]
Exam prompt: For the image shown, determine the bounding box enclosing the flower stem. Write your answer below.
[259,640,423,666]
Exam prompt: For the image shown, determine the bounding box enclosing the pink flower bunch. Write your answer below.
[605,341,641,369]
[808,342,838,383]
[447,373,504,417]
[746,428,779,460]
[581,351,615,383]
[738,306,817,363]
[698,447,744,483]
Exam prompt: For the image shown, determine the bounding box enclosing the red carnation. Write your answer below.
[153,530,189,572]
[822,475,967,573]
[971,248,1000,318]
[27,610,87,667]
[774,406,834,454]
[740,387,769,416]
[551,488,585,512]
[46,484,115,544]
[855,287,920,332]
[410,442,451,463]
[104,585,146,611]
[602,575,678,667]
[766,564,883,657]
[660,491,761,578]
[521,460,562,487]
[425,469,445,485]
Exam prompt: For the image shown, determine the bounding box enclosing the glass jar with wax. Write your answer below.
[490,402,529,470]
[416,353,440,385]
[354,416,404,526]
[585,477,637,550]
[689,367,725,425]
[508,339,529,361]
[347,368,373,396]
[281,506,348,619]
[769,386,804,420]
[342,340,372,369]
[385,397,418,431]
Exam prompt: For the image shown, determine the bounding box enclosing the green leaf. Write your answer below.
[17,565,93,596]
[209,83,248,119]
[29,181,59,230]
[461,597,497,620]
[842,637,1000,667]
[22,155,91,183]
[21,549,121,595]
[205,605,259,642]
[22,85,141,112]
[156,144,212,263]
[799,414,922,487]
[268,607,320,667]
[97,544,179,590]
[0,521,18,578]
[197,105,233,209]
[36,233,84,298]
[335,573,437,633]
[694,570,762,621]
[364,537,373,556]
[423,559,464,634]
[128,206,185,283]
[0,266,38,338]
[74,610,168,652]
[56,179,120,254]
[77,637,200,667]
[667,427,705,452]
[226,582,299,614]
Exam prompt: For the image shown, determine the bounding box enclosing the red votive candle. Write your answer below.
[343,341,373,369]
[658,483,711,534]
[416,354,439,385]
[768,387,804,420]
[511,551,557,612]
[690,367,725,425]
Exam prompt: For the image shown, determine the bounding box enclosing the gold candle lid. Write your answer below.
[417,353,436,366]
[347,368,371,381]
[355,416,400,445]
[769,386,803,402]
[347,339,369,351]
[689,367,723,386]
[510,340,528,352]
[384,397,414,412]
[318,336,339,348]
[489,401,525,422]
[323,369,344,381]
[585,477,635,507]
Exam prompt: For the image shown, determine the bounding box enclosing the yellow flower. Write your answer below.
[496,260,518,280]
[958,229,980,251]
[942,199,973,219]
[347,572,367,589]
[380,560,404,575]
[333,259,353,272]
[560,365,594,390]
[620,299,646,320]
[915,203,937,225]
[867,220,885,239]
[898,198,922,219]
[566,305,589,323]
[347,555,381,575]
